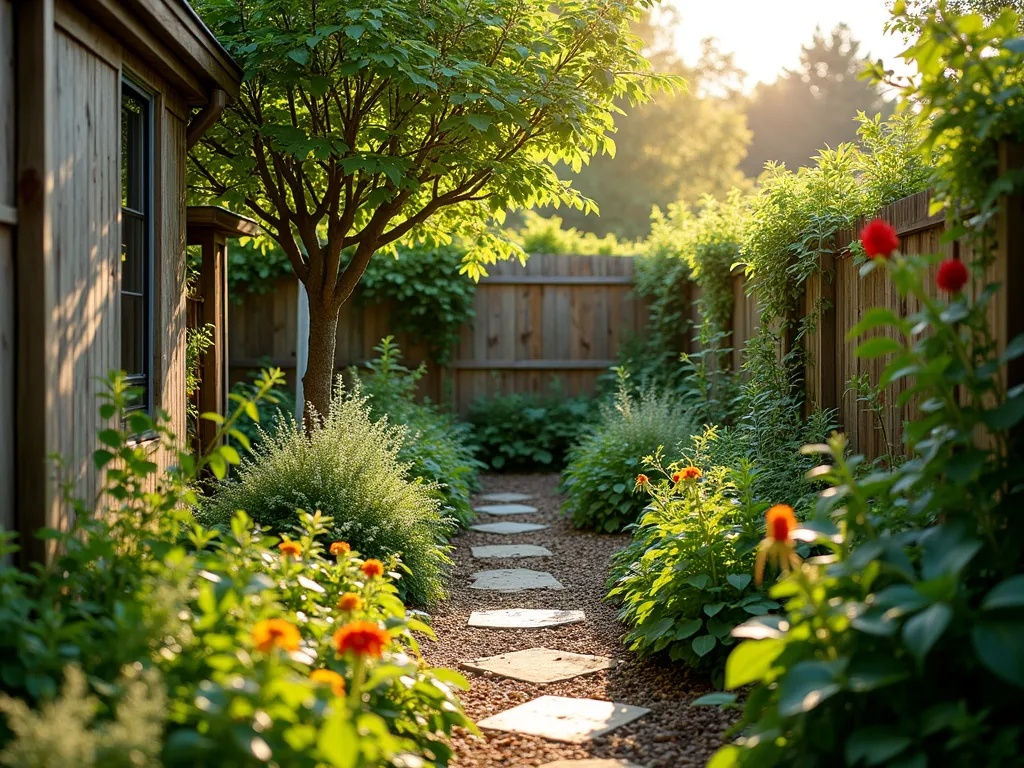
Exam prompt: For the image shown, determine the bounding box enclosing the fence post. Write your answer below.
[998,141,1024,390]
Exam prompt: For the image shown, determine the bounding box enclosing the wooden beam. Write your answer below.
[14,0,58,565]
[195,229,226,451]
[450,360,618,371]
[478,275,633,286]
[187,205,260,239]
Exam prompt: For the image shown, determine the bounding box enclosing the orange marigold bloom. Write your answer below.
[278,540,302,559]
[361,559,384,579]
[329,541,351,556]
[333,621,390,659]
[337,592,364,612]
[310,669,346,697]
[682,466,702,480]
[636,474,649,486]
[252,619,301,653]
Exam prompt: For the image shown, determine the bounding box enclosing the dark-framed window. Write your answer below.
[120,78,153,417]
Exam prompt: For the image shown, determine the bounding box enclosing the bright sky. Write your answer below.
[667,0,912,89]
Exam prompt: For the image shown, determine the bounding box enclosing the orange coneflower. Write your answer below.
[754,505,802,586]
[635,474,649,487]
[361,559,384,579]
[278,540,303,559]
[329,541,351,557]
[337,592,364,612]
[681,466,702,481]
[333,621,390,659]
[310,669,346,697]
[252,619,301,653]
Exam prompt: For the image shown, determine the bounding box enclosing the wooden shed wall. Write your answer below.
[0,0,14,534]
[46,4,189,507]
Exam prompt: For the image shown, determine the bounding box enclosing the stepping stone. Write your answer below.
[539,761,644,768]
[461,647,614,683]
[467,609,586,629]
[477,695,651,743]
[480,492,536,503]
[474,503,539,516]
[471,544,552,559]
[470,521,548,535]
[470,569,564,592]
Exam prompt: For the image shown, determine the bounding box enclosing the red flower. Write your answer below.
[860,219,899,260]
[766,504,797,543]
[671,472,682,483]
[936,258,968,294]
[361,559,384,579]
[333,621,390,659]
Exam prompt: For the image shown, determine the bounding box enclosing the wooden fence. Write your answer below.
[229,254,649,412]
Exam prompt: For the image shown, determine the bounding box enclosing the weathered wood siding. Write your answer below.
[230,254,650,413]
[0,0,14,534]
[46,4,189,507]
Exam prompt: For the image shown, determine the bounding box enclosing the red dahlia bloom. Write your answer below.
[936,258,968,294]
[861,218,900,260]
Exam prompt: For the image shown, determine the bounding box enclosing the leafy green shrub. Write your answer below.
[227,373,298,452]
[0,372,473,767]
[356,337,484,527]
[468,387,595,471]
[513,210,637,256]
[198,380,453,605]
[560,373,698,532]
[607,430,778,675]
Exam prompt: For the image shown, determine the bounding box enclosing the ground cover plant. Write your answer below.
[357,336,484,528]
[607,429,779,677]
[468,388,594,472]
[700,9,1024,765]
[0,371,473,767]
[561,371,698,532]
[198,378,453,605]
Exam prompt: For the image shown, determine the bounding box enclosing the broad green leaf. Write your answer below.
[855,337,903,359]
[847,307,901,339]
[778,660,843,716]
[691,692,738,706]
[724,638,784,689]
[972,620,1024,687]
[845,653,909,692]
[692,634,717,657]
[982,575,1024,610]
[901,603,952,663]
[845,726,912,766]
[726,573,752,591]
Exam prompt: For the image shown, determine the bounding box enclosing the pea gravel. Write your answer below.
[422,474,737,768]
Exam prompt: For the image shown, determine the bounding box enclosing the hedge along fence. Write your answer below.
[228,253,651,412]
[693,181,1024,461]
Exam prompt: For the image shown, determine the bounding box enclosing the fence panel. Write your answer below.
[229,254,651,413]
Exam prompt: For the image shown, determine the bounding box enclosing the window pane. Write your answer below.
[121,93,145,212]
[121,210,145,295]
[121,294,145,376]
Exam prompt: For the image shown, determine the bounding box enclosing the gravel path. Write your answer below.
[422,473,736,768]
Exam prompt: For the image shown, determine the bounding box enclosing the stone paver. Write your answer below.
[469,569,564,592]
[479,492,536,503]
[539,761,644,768]
[469,521,549,535]
[477,695,651,743]
[461,647,614,683]
[467,608,586,629]
[474,503,539,516]
[471,544,552,559]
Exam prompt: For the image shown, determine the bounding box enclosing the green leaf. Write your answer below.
[466,115,493,132]
[972,620,1024,687]
[726,573,752,591]
[724,638,784,689]
[286,49,310,65]
[692,634,717,657]
[901,603,952,663]
[674,618,703,640]
[845,653,909,692]
[704,602,726,617]
[707,746,740,768]
[845,726,912,766]
[982,575,1024,610]
[345,24,365,40]
[855,337,903,359]
[317,711,358,768]
[983,393,1024,430]
[778,660,843,716]
[97,429,122,448]
[691,692,738,706]
[847,307,901,339]
[685,574,711,590]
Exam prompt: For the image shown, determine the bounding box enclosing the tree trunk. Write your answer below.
[302,297,341,429]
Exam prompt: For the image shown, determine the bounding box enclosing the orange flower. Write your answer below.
[329,541,351,556]
[766,504,797,543]
[310,669,346,697]
[333,621,390,659]
[755,505,802,586]
[278,540,302,559]
[671,472,682,483]
[337,592,364,612]
[682,466,702,481]
[361,559,384,579]
[636,474,649,486]
[252,619,301,653]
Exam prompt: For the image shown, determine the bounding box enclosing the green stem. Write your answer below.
[347,655,366,711]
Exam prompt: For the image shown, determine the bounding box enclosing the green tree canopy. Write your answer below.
[190,0,677,418]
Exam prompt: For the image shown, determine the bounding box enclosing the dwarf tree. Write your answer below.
[190,0,676,419]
